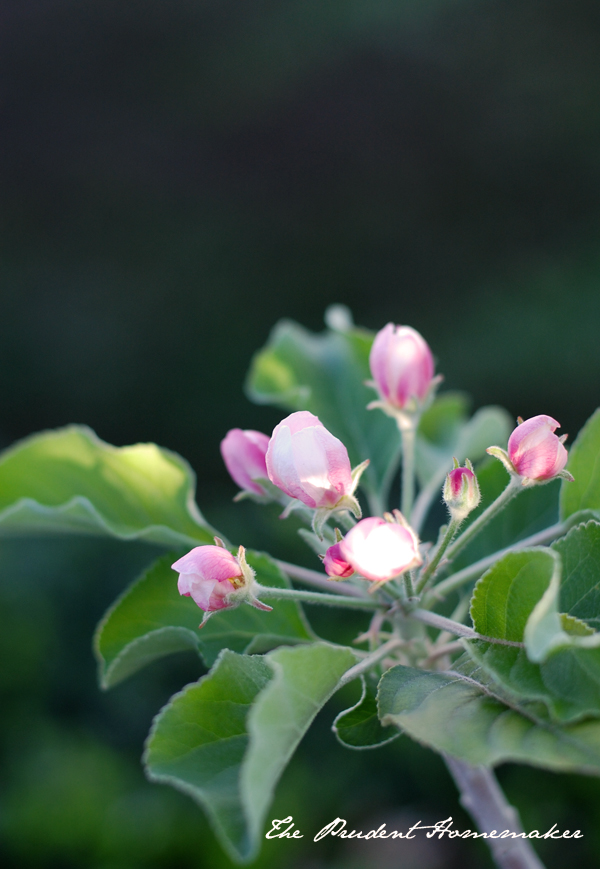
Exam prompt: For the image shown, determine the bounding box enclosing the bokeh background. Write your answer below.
[2,1,600,867]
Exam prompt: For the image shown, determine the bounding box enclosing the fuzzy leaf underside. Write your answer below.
[144,643,357,862]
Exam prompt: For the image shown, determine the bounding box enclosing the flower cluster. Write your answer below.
[172,321,574,616]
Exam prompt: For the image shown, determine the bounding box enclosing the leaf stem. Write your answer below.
[445,477,522,561]
[415,517,461,594]
[444,756,546,869]
[255,584,384,611]
[338,637,404,686]
[409,607,523,647]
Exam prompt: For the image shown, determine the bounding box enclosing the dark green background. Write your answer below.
[2,1,600,867]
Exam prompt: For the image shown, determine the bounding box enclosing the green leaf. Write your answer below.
[466,527,600,722]
[95,550,315,688]
[470,549,560,644]
[554,519,600,628]
[333,675,399,749]
[245,318,400,509]
[560,408,600,519]
[0,425,216,547]
[378,658,600,774]
[144,643,356,862]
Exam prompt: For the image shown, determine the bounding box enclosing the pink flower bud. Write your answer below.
[507,415,569,481]
[369,323,435,410]
[443,460,481,521]
[338,516,422,583]
[220,428,270,496]
[266,411,353,509]
[172,544,245,613]
[323,542,354,578]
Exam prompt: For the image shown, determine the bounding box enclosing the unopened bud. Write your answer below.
[368,323,435,413]
[323,542,354,579]
[172,540,272,627]
[443,458,481,521]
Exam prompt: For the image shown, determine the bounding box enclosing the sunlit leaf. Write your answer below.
[0,426,216,547]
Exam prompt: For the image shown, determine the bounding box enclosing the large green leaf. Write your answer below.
[466,530,600,722]
[245,317,400,509]
[560,408,600,520]
[0,426,216,547]
[378,658,600,774]
[145,643,356,862]
[333,674,399,749]
[95,550,315,688]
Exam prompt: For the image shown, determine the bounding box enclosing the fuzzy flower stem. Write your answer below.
[399,416,418,520]
[274,560,367,597]
[404,570,415,599]
[415,517,462,595]
[445,477,522,562]
[254,584,384,611]
[424,518,573,604]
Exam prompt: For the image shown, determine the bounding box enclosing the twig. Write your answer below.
[444,756,546,869]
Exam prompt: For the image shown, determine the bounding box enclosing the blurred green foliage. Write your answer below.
[3,0,600,866]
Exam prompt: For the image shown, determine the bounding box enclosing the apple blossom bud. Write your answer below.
[507,415,569,481]
[266,411,354,510]
[172,540,271,626]
[323,542,354,579]
[369,323,435,411]
[487,415,574,485]
[443,458,481,521]
[338,516,422,584]
[220,428,270,496]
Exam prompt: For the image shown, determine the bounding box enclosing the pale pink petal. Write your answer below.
[507,415,567,480]
[172,545,242,582]
[220,428,270,495]
[266,411,353,509]
[369,323,434,409]
[188,576,234,611]
[266,421,314,505]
